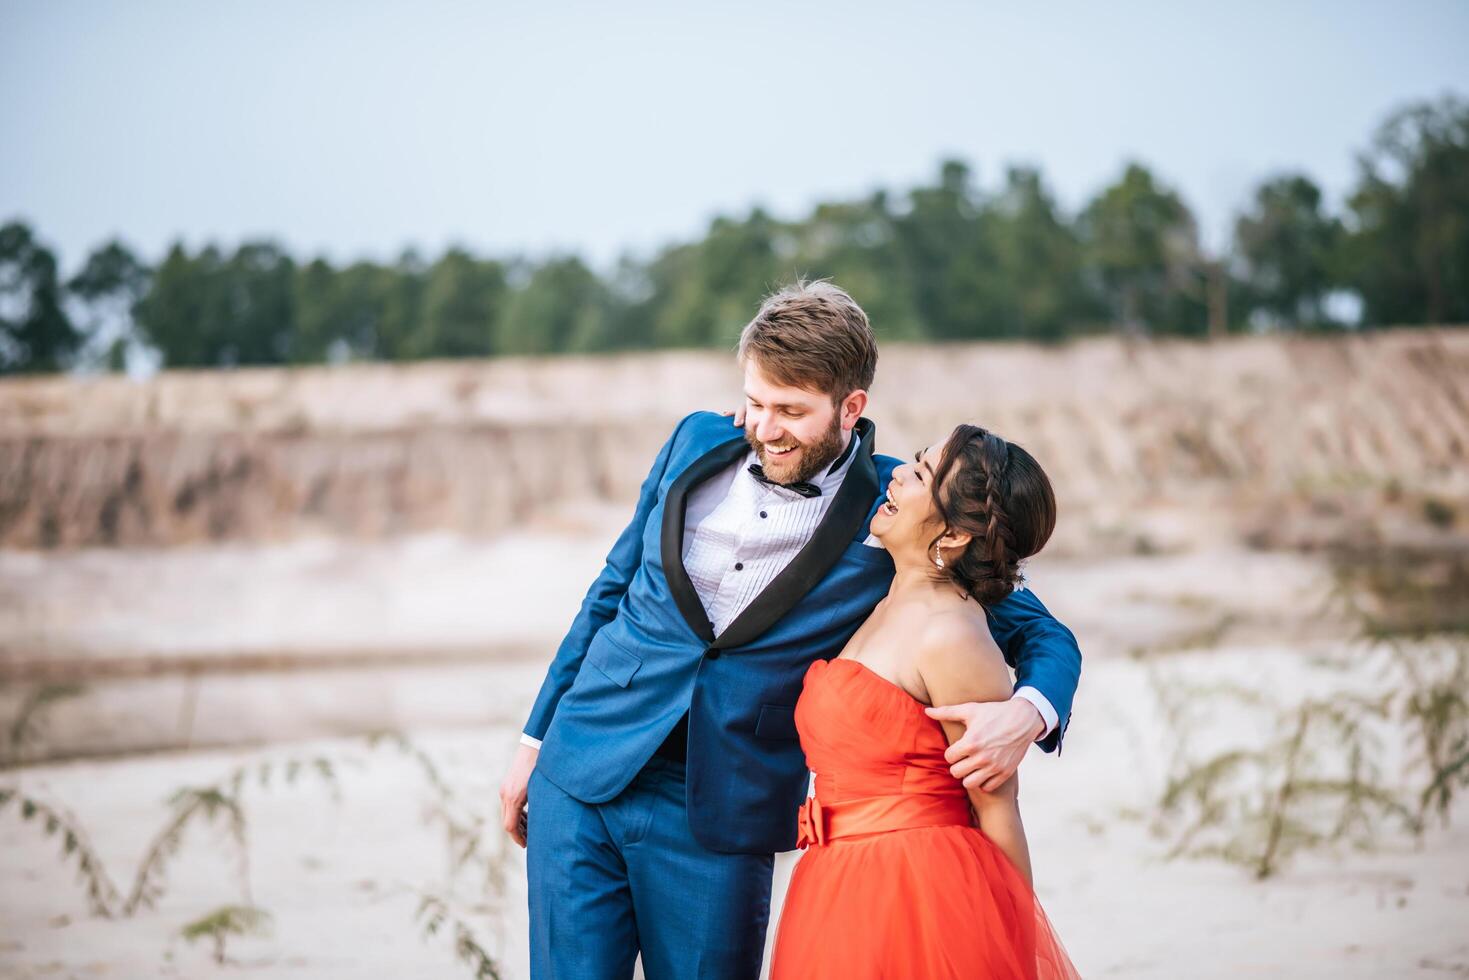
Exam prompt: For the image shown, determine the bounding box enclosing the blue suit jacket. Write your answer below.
[526,411,1081,854]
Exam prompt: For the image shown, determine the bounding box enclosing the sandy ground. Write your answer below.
[1,532,1466,977]
[4,658,1465,979]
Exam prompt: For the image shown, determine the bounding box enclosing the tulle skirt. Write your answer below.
[771,824,1082,979]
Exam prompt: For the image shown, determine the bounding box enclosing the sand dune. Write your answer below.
[2,329,1464,551]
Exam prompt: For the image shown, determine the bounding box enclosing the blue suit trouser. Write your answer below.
[526,757,775,980]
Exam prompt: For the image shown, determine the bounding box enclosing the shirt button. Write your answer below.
[734,562,744,571]
[759,511,768,519]
[705,648,722,660]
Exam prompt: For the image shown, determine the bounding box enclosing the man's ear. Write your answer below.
[840,389,868,428]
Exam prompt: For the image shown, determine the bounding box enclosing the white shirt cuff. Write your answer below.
[520,733,543,749]
[1012,687,1058,741]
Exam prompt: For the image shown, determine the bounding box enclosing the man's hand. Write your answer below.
[499,743,540,848]
[924,698,1045,793]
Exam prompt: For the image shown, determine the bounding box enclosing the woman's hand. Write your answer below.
[719,407,746,427]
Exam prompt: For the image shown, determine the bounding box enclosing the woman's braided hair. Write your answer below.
[926,424,1057,606]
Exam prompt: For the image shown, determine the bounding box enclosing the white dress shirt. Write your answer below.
[681,433,861,636]
[521,428,1057,747]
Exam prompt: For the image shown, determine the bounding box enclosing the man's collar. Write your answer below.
[824,428,859,476]
[817,428,860,492]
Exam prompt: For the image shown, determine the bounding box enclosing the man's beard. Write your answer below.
[746,412,847,485]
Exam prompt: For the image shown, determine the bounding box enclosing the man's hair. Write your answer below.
[736,280,878,403]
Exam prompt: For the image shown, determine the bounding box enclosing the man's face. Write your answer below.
[742,360,847,485]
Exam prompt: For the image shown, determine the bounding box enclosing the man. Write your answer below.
[499,281,1081,979]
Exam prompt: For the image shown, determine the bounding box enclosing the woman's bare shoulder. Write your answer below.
[915,605,1009,704]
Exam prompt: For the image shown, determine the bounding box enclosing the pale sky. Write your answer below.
[4,0,1468,274]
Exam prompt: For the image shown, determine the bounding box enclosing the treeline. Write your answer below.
[2,95,1466,375]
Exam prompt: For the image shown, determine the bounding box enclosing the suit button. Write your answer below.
[705,649,722,660]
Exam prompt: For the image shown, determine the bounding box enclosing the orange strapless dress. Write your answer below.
[770,657,1082,979]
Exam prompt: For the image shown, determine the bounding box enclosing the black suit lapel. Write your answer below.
[660,434,749,644]
[716,417,879,650]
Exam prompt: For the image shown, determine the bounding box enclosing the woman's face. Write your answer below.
[870,433,951,548]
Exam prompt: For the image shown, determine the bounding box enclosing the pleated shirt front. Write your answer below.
[682,432,862,637]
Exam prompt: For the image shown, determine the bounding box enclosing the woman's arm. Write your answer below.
[967,773,1031,887]
[916,612,1035,888]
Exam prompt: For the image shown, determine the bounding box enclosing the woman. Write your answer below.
[770,423,1081,979]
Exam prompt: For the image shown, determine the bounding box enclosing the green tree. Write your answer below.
[220,242,296,364]
[293,258,344,363]
[1343,95,1469,326]
[499,255,611,355]
[373,251,428,361]
[598,255,661,352]
[134,241,295,367]
[1079,162,1206,335]
[1234,174,1344,329]
[891,159,991,340]
[0,221,81,374]
[292,259,395,363]
[418,249,506,358]
[67,240,151,371]
[977,166,1098,340]
[134,243,222,367]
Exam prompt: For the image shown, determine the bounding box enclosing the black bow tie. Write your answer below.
[747,464,821,498]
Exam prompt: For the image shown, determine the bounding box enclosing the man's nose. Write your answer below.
[753,414,784,444]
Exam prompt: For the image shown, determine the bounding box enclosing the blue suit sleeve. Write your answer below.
[522,415,690,741]
[984,587,1082,755]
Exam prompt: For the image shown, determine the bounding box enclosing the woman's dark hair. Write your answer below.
[926,424,1057,606]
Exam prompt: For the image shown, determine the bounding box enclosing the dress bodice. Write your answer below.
[796,657,968,806]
